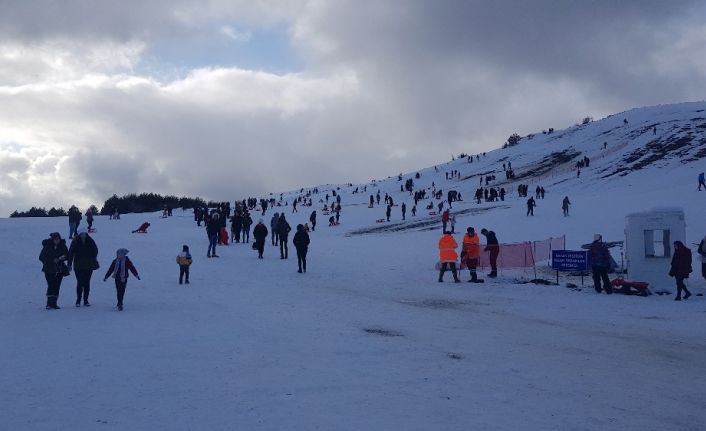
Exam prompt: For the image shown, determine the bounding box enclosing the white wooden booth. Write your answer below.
[625,208,686,290]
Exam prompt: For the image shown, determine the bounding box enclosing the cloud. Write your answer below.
[0,0,705,215]
[219,26,252,42]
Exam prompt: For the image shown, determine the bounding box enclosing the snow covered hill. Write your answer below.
[2,101,706,431]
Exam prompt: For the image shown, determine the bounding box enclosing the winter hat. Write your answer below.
[593,234,602,242]
[116,248,129,257]
[467,227,475,234]
[49,232,61,239]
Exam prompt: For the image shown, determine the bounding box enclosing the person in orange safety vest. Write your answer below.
[438,231,460,283]
[461,227,483,283]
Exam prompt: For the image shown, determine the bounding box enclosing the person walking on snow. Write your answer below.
[480,228,499,278]
[309,210,317,231]
[86,211,94,231]
[103,248,140,311]
[176,245,192,285]
[461,227,482,282]
[277,214,292,259]
[562,196,571,217]
[526,197,536,216]
[39,232,70,309]
[293,224,310,273]
[271,213,280,246]
[589,234,613,294]
[670,241,693,301]
[438,231,460,283]
[449,212,456,234]
[67,228,99,307]
[699,172,706,190]
[401,203,406,220]
[386,204,392,222]
[253,219,268,259]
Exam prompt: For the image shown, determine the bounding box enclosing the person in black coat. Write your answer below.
[293,224,310,273]
[386,204,392,222]
[39,232,70,309]
[67,228,99,306]
[309,210,317,231]
[589,234,613,294]
[253,219,268,259]
[526,197,536,216]
[86,211,94,230]
[277,214,292,259]
[231,212,243,243]
[670,241,693,301]
[206,213,220,257]
[480,228,499,278]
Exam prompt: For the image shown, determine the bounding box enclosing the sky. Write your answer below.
[1,0,705,215]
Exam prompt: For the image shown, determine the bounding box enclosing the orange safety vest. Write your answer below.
[438,234,458,263]
[462,233,480,259]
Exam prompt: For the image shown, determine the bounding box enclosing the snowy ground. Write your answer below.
[3,102,706,430]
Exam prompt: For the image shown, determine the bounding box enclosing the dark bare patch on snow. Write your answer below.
[364,328,403,337]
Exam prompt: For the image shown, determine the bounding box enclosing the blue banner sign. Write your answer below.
[552,250,589,271]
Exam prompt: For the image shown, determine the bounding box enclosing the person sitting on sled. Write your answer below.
[132,222,150,233]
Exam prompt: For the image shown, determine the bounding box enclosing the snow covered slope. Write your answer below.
[2,102,706,431]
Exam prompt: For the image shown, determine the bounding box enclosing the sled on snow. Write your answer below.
[218,227,230,245]
[610,278,650,296]
[132,222,150,233]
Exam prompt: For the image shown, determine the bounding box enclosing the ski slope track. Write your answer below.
[2,102,706,430]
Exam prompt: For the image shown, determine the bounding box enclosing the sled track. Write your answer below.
[346,205,510,236]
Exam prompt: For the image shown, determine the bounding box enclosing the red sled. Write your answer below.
[132,222,150,233]
[610,278,650,296]
[218,227,230,245]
